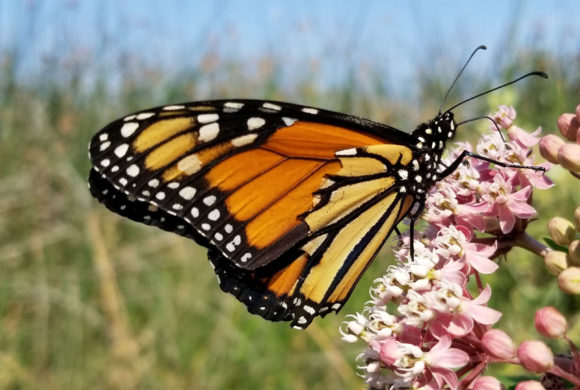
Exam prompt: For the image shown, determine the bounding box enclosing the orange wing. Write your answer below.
[88,100,418,328]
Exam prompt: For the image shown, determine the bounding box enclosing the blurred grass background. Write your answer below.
[1,1,580,389]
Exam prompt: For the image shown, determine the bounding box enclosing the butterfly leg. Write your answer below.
[406,200,426,261]
[438,150,546,179]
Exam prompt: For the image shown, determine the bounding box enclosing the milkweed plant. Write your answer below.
[341,105,580,390]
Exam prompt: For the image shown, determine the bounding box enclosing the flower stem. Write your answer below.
[513,232,550,257]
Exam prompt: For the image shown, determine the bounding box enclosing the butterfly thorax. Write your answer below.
[404,111,456,199]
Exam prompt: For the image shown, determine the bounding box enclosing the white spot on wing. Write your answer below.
[99,141,111,151]
[303,305,315,315]
[136,112,154,120]
[120,122,139,138]
[336,148,357,156]
[301,107,318,114]
[179,186,196,200]
[398,169,408,180]
[163,105,185,110]
[231,133,258,147]
[282,117,297,126]
[203,195,216,206]
[114,144,129,158]
[247,117,266,130]
[263,102,282,111]
[224,224,233,233]
[199,123,220,142]
[126,164,140,177]
[197,113,219,123]
[100,159,110,167]
[208,209,220,221]
[148,179,159,188]
[224,102,244,109]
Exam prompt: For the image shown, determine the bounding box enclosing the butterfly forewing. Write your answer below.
[88,99,424,328]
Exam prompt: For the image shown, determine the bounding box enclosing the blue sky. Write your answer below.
[1,0,578,98]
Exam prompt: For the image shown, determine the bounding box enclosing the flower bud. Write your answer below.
[558,266,580,294]
[575,205,580,232]
[544,251,568,275]
[569,240,580,266]
[379,338,401,366]
[473,376,505,390]
[557,113,579,141]
[514,380,546,390]
[539,134,565,164]
[517,340,554,373]
[558,143,580,173]
[534,307,567,338]
[482,329,516,359]
[548,217,576,245]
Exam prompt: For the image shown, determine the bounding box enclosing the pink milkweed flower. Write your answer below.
[481,329,517,359]
[492,105,516,129]
[539,134,566,164]
[477,131,507,162]
[472,375,506,390]
[433,225,499,274]
[379,336,468,390]
[517,340,554,373]
[419,336,470,390]
[507,125,541,148]
[557,112,580,141]
[514,381,545,390]
[424,186,487,231]
[534,306,567,339]
[481,173,537,234]
[429,285,502,338]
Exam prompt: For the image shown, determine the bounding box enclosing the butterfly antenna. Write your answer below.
[445,71,548,114]
[455,115,506,142]
[438,45,487,114]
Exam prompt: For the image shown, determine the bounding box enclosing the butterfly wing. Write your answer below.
[88,100,417,328]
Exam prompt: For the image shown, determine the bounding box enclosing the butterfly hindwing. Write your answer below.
[88,99,425,328]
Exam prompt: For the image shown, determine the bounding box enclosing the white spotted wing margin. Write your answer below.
[208,189,412,329]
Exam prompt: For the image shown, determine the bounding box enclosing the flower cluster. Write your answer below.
[538,103,580,295]
[341,106,580,389]
[544,211,580,294]
[540,103,580,178]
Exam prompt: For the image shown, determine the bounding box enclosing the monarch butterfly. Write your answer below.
[88,46,546,329]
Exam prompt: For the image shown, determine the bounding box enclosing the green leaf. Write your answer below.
[544,237,569,252]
